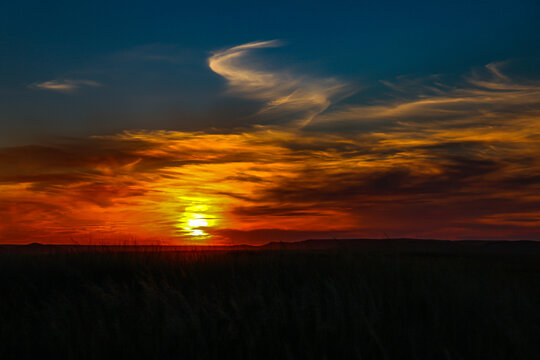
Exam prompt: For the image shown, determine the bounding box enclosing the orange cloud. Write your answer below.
[1,59,539,244]
[1,119,539,244]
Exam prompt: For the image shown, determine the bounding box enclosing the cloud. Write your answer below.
[1,114,539,244]
[311,62,540,130]
[208,40,351,127]
[29,79,102,93]
[2,60,540,244]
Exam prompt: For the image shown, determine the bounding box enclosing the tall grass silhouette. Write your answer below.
[0,245,539,359]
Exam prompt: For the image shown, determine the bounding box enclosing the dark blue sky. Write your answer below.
[1,0,539,144]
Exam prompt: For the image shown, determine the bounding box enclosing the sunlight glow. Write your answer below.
[190,229,206,236]
[188,218,208,228]
[176,196,220,241]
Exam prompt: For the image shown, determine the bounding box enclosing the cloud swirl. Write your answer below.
[208,40,350,127]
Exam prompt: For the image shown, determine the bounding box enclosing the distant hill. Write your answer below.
[0,238,538,254]
[260,238,540,253]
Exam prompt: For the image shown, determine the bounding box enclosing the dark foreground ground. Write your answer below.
[1,240,539,359]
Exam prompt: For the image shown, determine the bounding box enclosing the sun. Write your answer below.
[177,196,220,240]
[185,214,209,236]
[190,229,206,236]
[187,218,208,228]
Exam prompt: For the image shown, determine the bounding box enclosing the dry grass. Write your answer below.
[0,246,539,359]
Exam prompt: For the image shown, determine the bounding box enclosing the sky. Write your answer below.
[1,0,540,244]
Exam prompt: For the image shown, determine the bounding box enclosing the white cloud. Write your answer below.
[208,40,351,127]
[30,79,101,93]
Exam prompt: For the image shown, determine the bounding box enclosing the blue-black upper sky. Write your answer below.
[1,0,539,144]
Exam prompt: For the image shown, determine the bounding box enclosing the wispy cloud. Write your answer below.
[29,79,102,93]
[2,58,539,244]
[208,40,351,127]
[311,62,540,132]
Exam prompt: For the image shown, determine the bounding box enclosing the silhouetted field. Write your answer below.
[1,240,539,359]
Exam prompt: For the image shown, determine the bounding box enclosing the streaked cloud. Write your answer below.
[2,58,539,244]
[1,116,539,244]
[29,79,102,93]
[312,62,540,130]
[208,40,351,127]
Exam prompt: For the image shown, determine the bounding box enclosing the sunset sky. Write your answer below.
[1,0,540,244]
